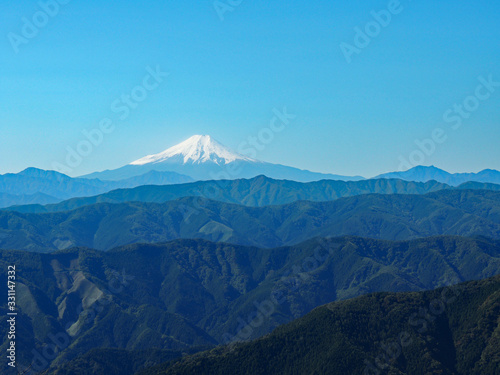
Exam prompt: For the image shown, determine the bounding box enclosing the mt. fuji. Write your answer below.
[82,135,363,182]
[130,135,256,166]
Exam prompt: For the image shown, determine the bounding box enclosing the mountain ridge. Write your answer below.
[140,274,500,375]
[2,189,500,252]
[376,165,500,186]
[0,168,193,208]
[4,175,463,214]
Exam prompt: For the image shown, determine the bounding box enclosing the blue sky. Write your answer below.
[1,0,499,177]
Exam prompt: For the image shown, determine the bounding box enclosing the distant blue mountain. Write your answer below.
[0,168,192,208]
[0,191,61,208]
[375,165,500,186]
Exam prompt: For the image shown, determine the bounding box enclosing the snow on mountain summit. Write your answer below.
[130,135,256,166]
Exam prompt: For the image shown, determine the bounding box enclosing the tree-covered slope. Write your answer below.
[0,236,499,374]
[144,275,500,375]
[49,348,202,375]
[1,190,500,252]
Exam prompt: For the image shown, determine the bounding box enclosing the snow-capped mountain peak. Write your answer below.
[130,135,256,166]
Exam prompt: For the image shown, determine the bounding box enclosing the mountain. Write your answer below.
[0,191,61,208]
[143,275,500,375]
[1,236,499,374]
[8,175,500,215]
[0,168,192,208]
[0,168,109,200]
[81,135,364,182]
[4,176,455,214]
[457,181,500,191]
[376,165,500,186]
[2,189,500,252]
[131,134,256,166]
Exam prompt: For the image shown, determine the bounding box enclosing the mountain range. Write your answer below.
[81,135,500,185]
[6,174,500,215]
[2,135,500,210]
[375,165,500,186]
[2,189,500,252]
[1,134,500,374]
[78,135,500,185]
[3,176,455,213]
[81,135,364,182]
[139,274,500,375]
[1,236,498,374]
[0,191,61,208]
[0,168,192,208]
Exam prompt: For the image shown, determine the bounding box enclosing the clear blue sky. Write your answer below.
[1,0,499,177]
